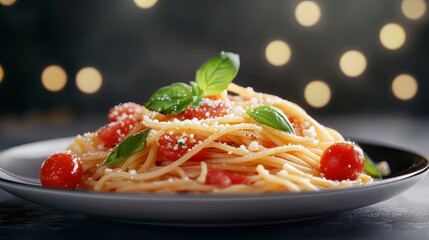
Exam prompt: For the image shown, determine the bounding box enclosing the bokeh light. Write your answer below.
[0,65,4,84]
[0,0,17,6]
[379,23,406,50]
[76,67,103,94]
[41,65,67,92]
[265,40,292,67]
[392,74,418,101]
[401,0,426,20]
[304,80,331,108]
[339,50,367,77]
[133,0,158,9]
[295,1,321,27]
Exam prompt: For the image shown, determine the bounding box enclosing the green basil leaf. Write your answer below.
[247,106,295,134]
[103,128,151,166]
[364,152,382,178]
[144,83,193,115]
[190,81,203,107]
[196,51,240,96]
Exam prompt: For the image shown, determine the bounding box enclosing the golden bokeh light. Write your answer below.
[392,74,418,101]
[0,0,17,6]
[295,1,321,27]
[265,40,292,67]
[401,0,426,20]
[304,80,331,108]
[41,65,67,92]
[133,0,158,9]
[339,50,367,77]
[0,65,4,84]
[76,67,103,94]
[379,23,406,50]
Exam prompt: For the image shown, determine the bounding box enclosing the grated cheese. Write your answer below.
[239,145,248,152]
[248,141,260,151]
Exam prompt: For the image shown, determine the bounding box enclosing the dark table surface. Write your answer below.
[0,114,428,240]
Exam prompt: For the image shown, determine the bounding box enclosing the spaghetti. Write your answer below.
[40,52,374,193]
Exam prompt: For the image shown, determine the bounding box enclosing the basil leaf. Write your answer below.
[190,81,203,107]
[103,128,151,166]
[144,52,240,114]
[247,106,295,134]
[196,51,240,96]
[364,152,382,178]
[144,83,193,115]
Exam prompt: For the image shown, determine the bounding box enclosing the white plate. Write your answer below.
[0,138,427,226]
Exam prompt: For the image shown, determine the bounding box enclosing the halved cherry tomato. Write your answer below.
[108,102,143,122]
[157,133,206,161]
[40,152,83,189]
[319,142,365,181]
[98,116,138,148]
[178,99,232,120]
[205,169,248,186]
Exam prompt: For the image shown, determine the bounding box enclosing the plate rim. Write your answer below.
[0,166,428,201]
[0,137,428,201]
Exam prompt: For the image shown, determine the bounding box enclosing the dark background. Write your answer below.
[0,0,428,121]
[1,2,429,238]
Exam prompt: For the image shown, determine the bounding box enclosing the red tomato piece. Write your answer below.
[319,142,365,181]
[157,133,206,161]
[206,169,231,186]
[205,94,222,100]
[226,171,248,185]
[40,152,83,189]
[178,99,232,120]
[98,117,138,148]
[288,115,303,136]
[108,102,143,122]
[287,115,314,137]
[205,169,248,186]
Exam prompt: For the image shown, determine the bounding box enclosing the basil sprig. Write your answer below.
[196,51,240,96]
[144,52,240,115]
[103,128,151,166]
[190,81,203,107]
[144,83,194,115]
[247,106,296,134]
[364,152,382,178]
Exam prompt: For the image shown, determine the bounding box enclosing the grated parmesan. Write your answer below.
[248,141,260,151]
[239,145,248,152]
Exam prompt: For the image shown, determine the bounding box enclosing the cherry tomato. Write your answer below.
[157,133,206,161]
[40,152,83,189]
[108,102,143,122]
[205,169,248,186]
[178,99,231,120]
[319,142,365,181]
[98,116,138,148]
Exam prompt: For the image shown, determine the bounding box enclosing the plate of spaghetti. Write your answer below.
[0,52,427,225]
